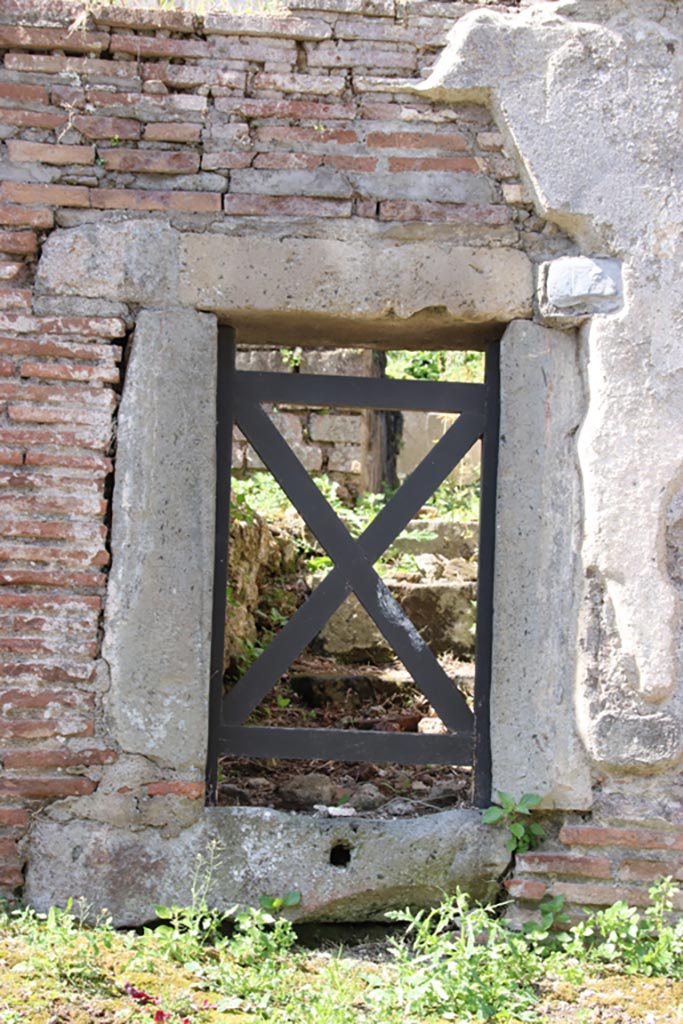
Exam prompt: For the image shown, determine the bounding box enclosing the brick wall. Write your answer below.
[233,345,386,492]
[0,0,584,906]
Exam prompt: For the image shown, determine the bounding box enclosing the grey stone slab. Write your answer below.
[348,171,494,204]
[179,236,534,327]
[102,309,218,772]
[491,320,592,810]
[24,807,509,927]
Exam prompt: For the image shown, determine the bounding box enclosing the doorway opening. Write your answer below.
[206,329,499,815]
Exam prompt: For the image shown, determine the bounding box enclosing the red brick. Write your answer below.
[0,663,96,684]
[0,379,117,402]
[99,148,200,174]
[4,52,139,80]
[0,866,23,888]
[0,358,17,375]
[0,594,100,612]
[254,126,357,146]
[0,289,31,312]
[215,97,355,120]
[0,205,54,230]
[0,448,23,466]
[110,33,209,60]
[6,140,95,167]
[367,130,469,151]
[0,778,98,799]
[0,25,109,53]
[143,63,245,91]
[388,156,480,173]
[0,427,109,455]
[254,152,321,170]
[253,71,345,96]
[0,82,48,105]
[504,878,547,901]
[0,337,121,362]
[72,115,141,140]
[379,201,512,225]
[25,451,112,472]
[0,231,37,256]
[202,151,253,171]
[90,188,221,213]
[0,838,19,859]
[8,401,112,427]
[0,542,108,568]
[0,182,90,209]
[0,569,105,589]
[224,194,351,217]
[1,689,96,711]
[0,719,70,740]
[4,749,117,770]
[19,361,119,385]
[516,853,613,879]
[0,521,105,544]
[0,314,125,338]
[0,808,28,827]
[619,858,683,883]
[355,199,377,218]
[0,109,67,131]
[143,122,201,143]
[93,6,195,32]
[147,781,205,799]
[560,824,683,851]
[324,154,377,172]
[552,882,672,909]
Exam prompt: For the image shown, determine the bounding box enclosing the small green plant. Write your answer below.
[280,346,303,371]
[482,791,545,854]
[380,891,541,1022]
[259,891,302,913]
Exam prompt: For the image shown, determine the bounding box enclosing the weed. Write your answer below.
[482,791,545,854]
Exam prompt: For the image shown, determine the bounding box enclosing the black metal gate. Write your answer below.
[207,328,499,807]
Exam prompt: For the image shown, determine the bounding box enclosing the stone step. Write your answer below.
[316,578,477,664]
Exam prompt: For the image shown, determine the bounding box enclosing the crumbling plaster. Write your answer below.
[418,0,683,781]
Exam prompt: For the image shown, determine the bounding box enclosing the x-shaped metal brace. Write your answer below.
[222,393,485,736]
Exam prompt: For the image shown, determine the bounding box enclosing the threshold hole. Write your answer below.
[330,842,352,867]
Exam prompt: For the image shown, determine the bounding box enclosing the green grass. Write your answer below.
[3,877,683,1023]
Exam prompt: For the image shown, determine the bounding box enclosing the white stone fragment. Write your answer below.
[544,256,622,311]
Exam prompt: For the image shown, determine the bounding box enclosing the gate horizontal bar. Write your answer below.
[219,725,473,766]
[236,372,487,413]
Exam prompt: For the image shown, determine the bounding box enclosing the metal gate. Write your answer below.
[207,328,499,807]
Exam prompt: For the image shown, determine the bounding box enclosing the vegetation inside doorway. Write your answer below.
[214,344,493,817]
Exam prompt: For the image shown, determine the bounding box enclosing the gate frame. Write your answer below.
[206,327,500,807]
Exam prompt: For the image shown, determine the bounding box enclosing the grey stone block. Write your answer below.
[102,309,218,772]
[24,808,509,927]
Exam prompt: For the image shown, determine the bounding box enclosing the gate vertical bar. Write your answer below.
[205,327,236,805]
[473,342,500,808]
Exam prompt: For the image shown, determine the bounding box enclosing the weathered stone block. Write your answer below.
[102,309,217,771]
[25,808,509,926]
[36,221,180,305]
[179,237,534,335]
[310,412,363,444]
[540,256,623,322]
[491,320,591,811]
[326,443,362,473]
[588,712,683,771]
